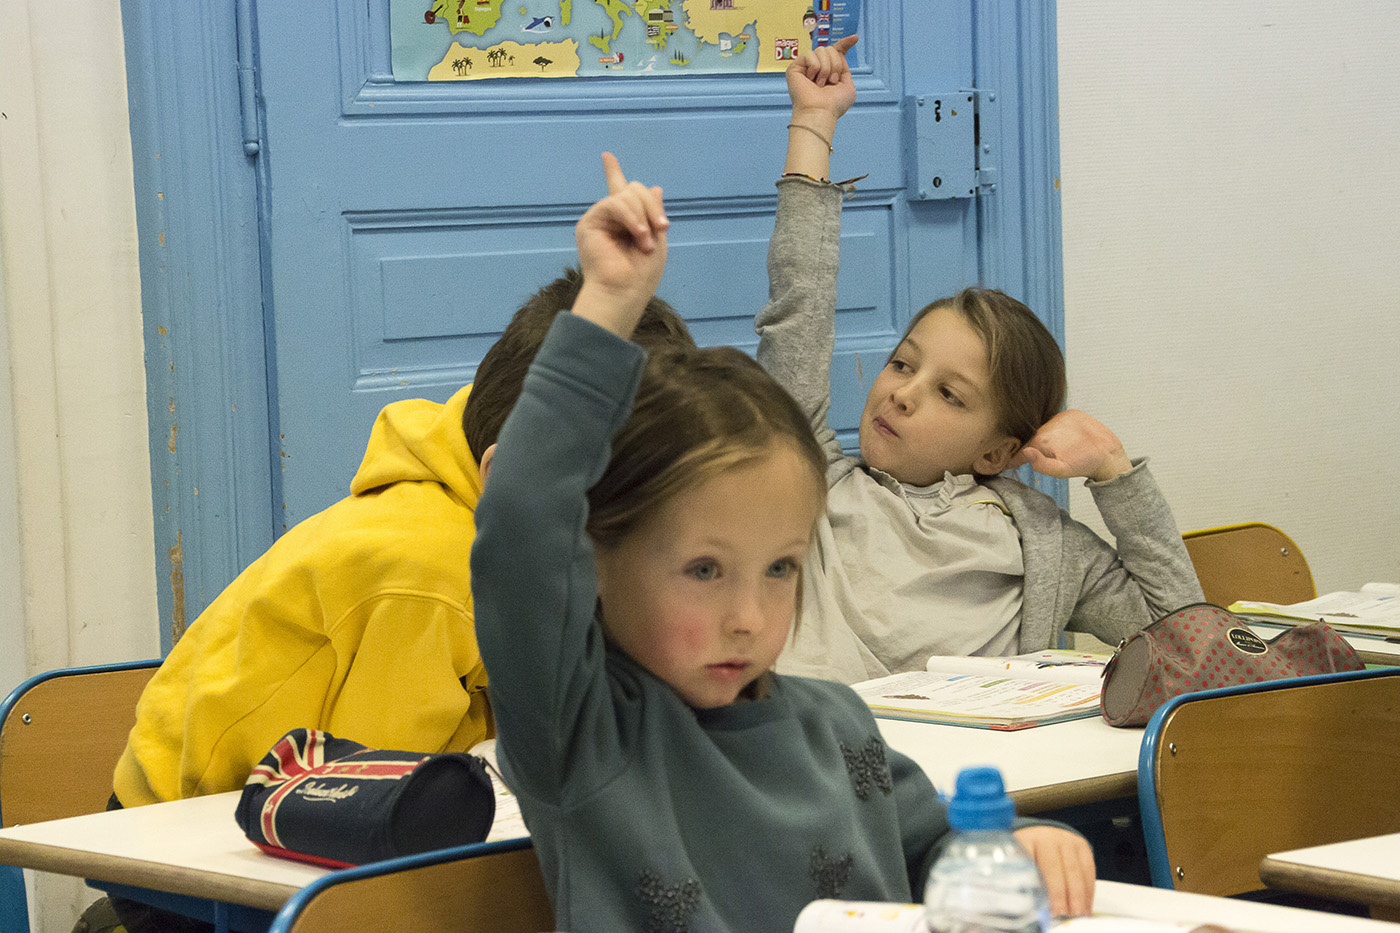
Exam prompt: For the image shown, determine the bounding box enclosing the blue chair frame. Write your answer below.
[1138,667,1400,895]
[1,659,161,933]
[2,858,27,933]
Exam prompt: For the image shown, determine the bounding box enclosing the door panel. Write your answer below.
[257,2,980,526]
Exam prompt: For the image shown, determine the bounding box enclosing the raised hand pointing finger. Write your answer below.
[601,150,629,195]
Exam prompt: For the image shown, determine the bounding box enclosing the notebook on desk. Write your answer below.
[1230,584,1400,638]
[853,651,1107,731]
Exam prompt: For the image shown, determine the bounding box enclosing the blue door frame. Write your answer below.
[121,0,275,652]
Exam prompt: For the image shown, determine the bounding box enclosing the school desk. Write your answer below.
[0,716,1134,909]
[0,783,528,933]
[879,713,1142,813]
[6,793,1399,932]
[1260,833,1400,922]
[5,797,1396,933]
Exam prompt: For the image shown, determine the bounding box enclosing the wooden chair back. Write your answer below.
[0,660,160,827]
[1182,522,1317,607]
[270,839,553,933]
[1139,668,1400,896]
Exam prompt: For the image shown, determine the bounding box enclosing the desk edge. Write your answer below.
[1260,856,1400,910]
[0,837,303,911]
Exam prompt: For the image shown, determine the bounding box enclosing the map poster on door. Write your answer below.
[391,0,860,81]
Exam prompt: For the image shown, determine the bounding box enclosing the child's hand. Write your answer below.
[1008,409,1133,483]
[786,35,859,125]
[1014,825,1095,917]
[573,152,669,338]
[782,36,857,179]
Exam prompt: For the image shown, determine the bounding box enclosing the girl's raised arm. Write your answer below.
[471,156,667,799]
[755,36,858,469]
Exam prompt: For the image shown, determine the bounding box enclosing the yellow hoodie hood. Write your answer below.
[349,383,482,505]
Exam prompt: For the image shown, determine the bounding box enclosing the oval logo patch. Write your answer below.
[1227,627,1268,655]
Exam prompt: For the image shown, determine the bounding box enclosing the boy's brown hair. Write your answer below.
[463,267,696,462]
[903,287,1066,450]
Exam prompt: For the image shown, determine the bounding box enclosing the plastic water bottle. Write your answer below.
[922,767,1051,933]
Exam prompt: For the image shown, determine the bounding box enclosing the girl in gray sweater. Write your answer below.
[761,38,1203,683]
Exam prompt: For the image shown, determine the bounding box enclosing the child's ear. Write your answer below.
[974,436,1021,475]
[478,443,497,483]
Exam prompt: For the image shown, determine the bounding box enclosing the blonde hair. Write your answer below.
[587,346,827,550]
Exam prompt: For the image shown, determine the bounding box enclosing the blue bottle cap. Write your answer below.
[947,766,1015,831]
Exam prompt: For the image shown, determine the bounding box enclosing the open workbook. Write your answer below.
[852,649,1109,731]
[1230,583,1400,637]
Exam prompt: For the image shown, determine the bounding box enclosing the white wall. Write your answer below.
[0,1,159,674]
[1,2,159,928]
[1057,2,1400,593]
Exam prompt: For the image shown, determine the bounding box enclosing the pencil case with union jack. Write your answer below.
[234,728,495,868]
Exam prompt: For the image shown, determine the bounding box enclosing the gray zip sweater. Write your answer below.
[758,177,1203,683]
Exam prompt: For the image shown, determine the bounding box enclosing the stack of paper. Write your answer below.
[1230,585,1400,637]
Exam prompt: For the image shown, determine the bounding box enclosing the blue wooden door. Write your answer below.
[251,2,1060,527]
[121,1,1061,640]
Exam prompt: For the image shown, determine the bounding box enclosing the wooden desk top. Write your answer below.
[879,714,1142,813]
[1261,833,1400,915]
[0,792,322,911]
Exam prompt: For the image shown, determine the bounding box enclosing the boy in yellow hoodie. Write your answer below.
[113,268,695,811]
[88,271,692,932]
